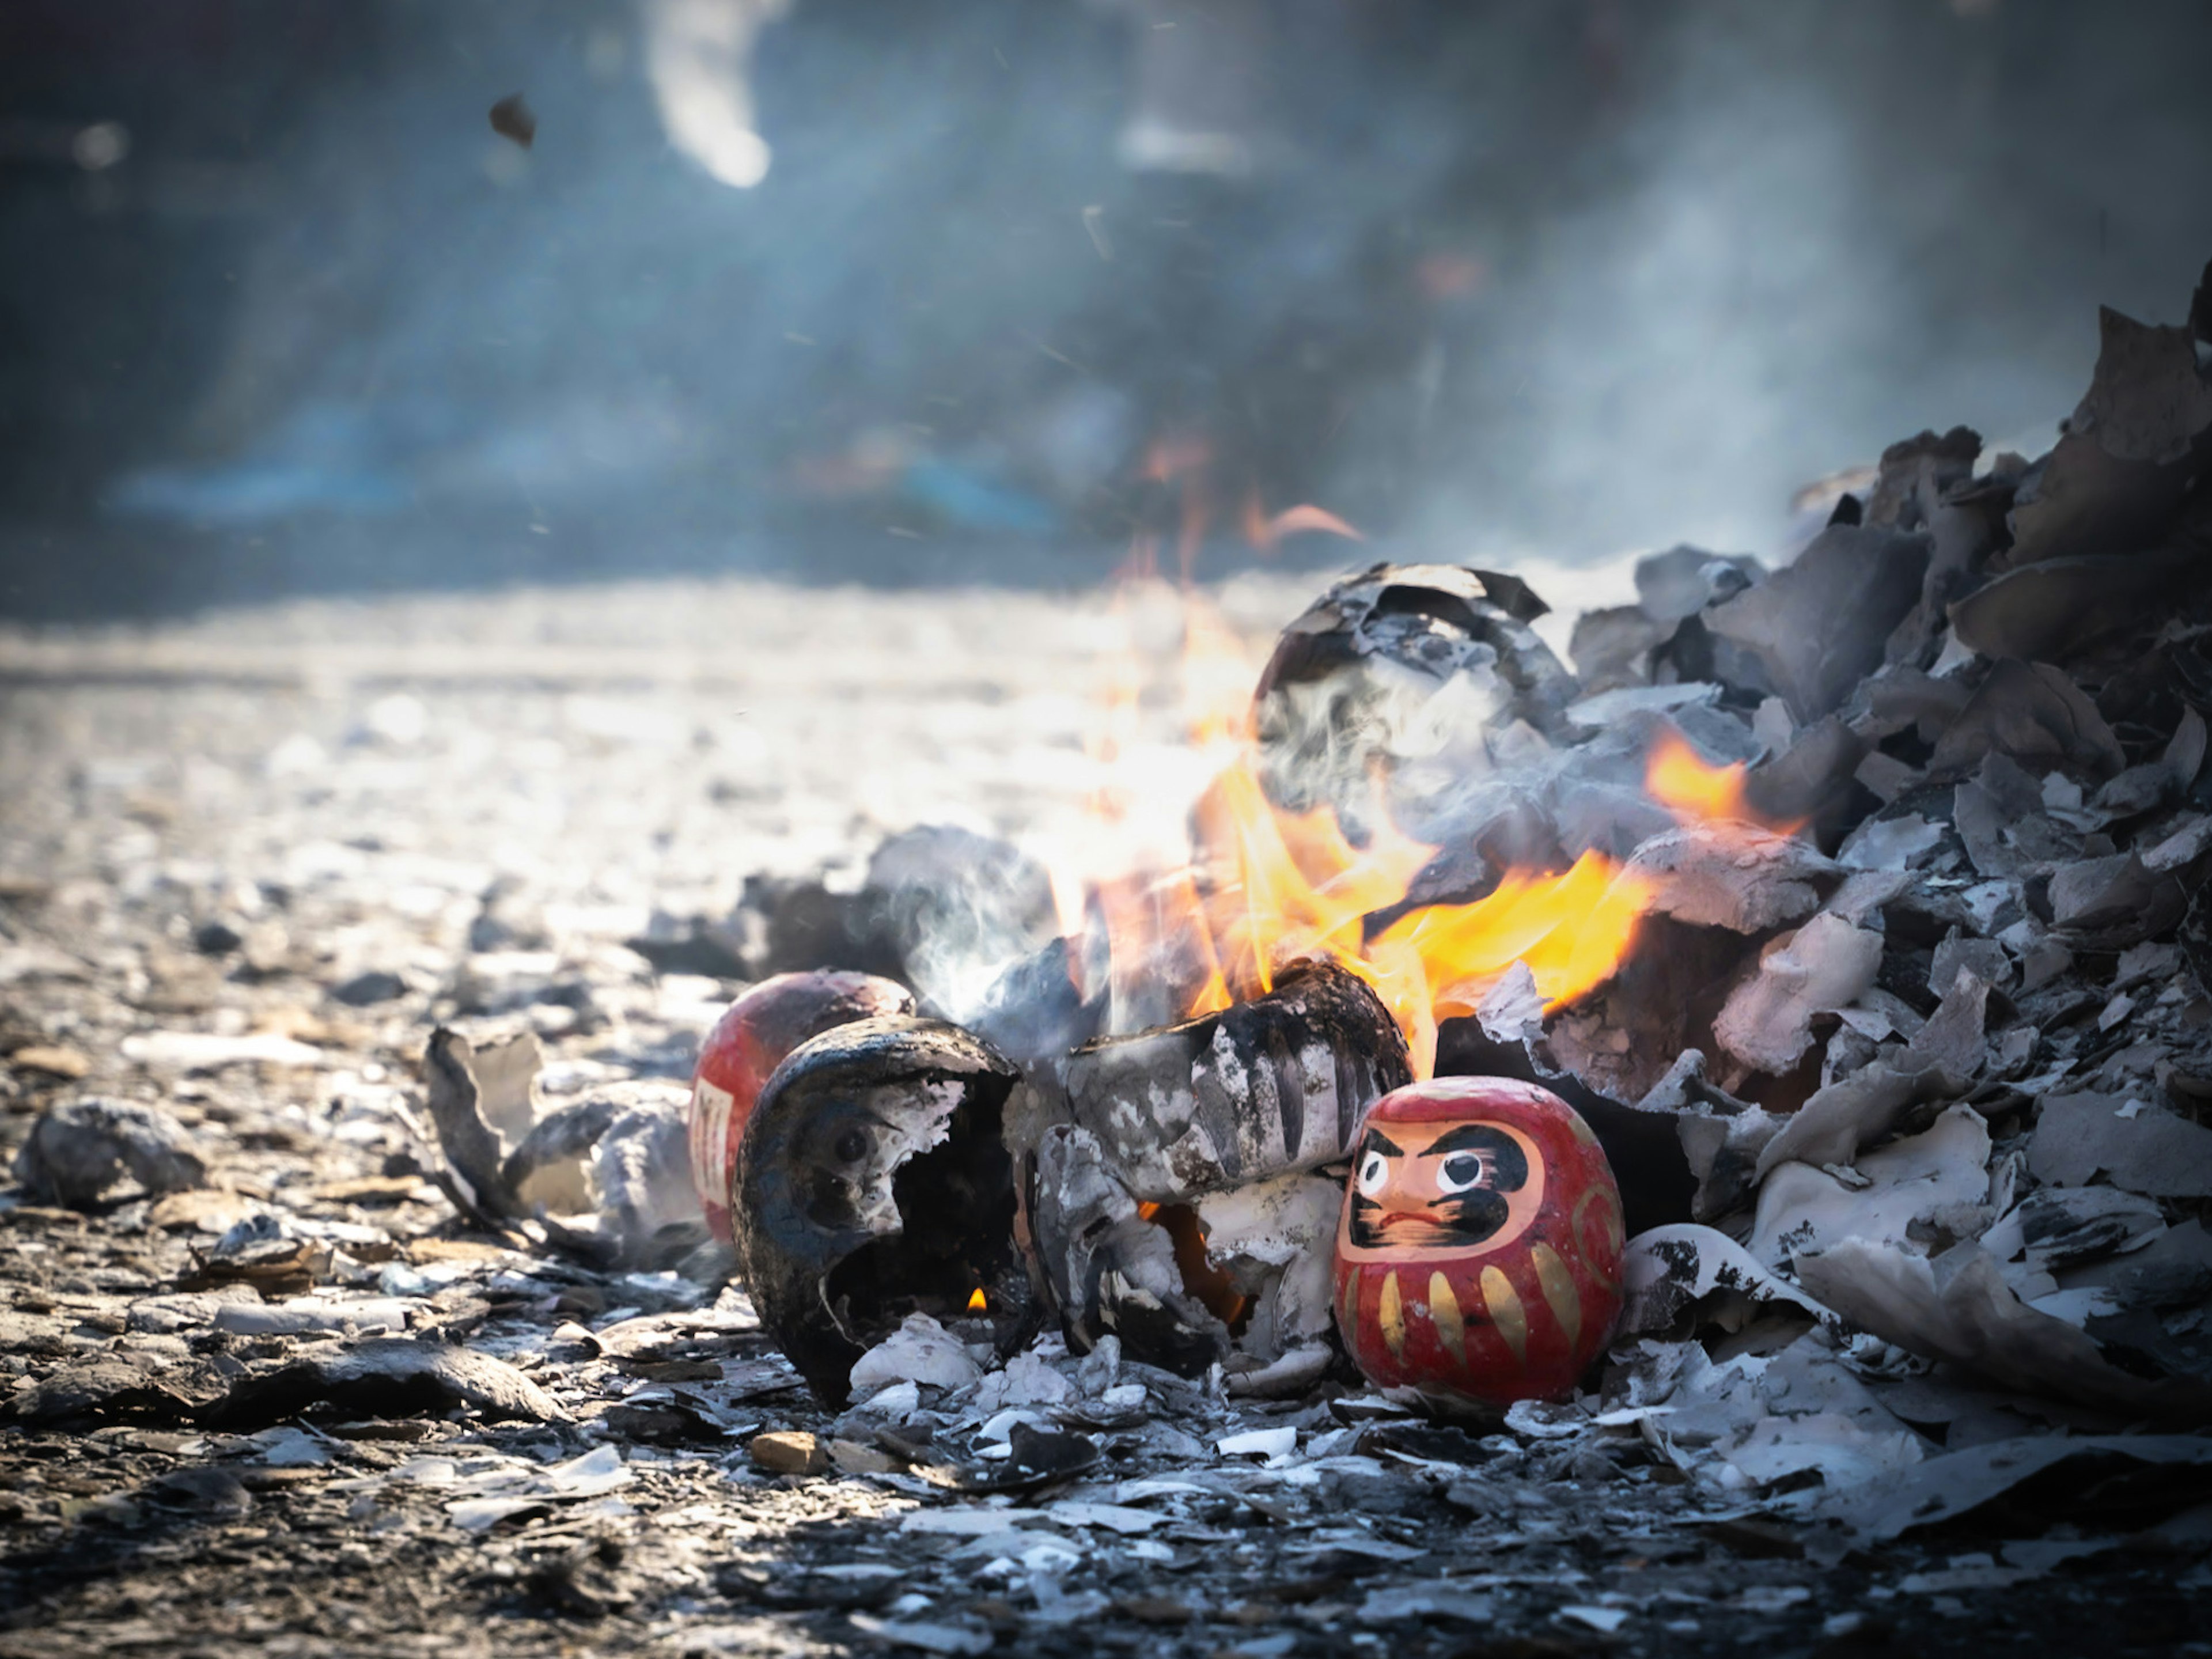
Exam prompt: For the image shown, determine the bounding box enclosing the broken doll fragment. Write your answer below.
[13,1097,206,1209]
[688,969,914,1245]
[1016,960,1411,1381]
[1332,1077,1624,1413]
[734,1013,1028,1406]
[419,1028,703,1267]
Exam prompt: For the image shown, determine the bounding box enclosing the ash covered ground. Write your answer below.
[0,556,2208,1658]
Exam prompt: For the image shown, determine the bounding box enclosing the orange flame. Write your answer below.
[1647,732,1752,824]
[1240,491,1368,555]
[1054,587,1663,1078]
[1645,732,1802,834]
[966,1288,988,1312]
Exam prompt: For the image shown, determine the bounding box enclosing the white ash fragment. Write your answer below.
[849,1313,986,1395]
[586,1090,706,1267]
[2060,1218,2212,1316]
[1817,1434,2212,1544]
[1616,1224,1840,1342]
[1927,659,2127,781]
[1627,823,1839,934]
[118,1031,327,1071]
[1633,1336,1930,1500]
[1751,1104,1994,1272]
[1795,1238,2212,1418]
[1713,914,1884,1076]
[1837,813,1945,873]
[1904,967,1993,1080]
[1562,681,1721,733]
[1639,1049,1782,1220]
[1222,1343,1334,1399]
[2113,940,2184,990]
[14,1097,206,1208]
[2028,1091,2212,1198]
[1475,960,1546,1046]
[213,1297,412,1337]
[1930,932,2012,997]
[2048,853,2187,949]
[1820,868,1912,926]
[416,1028,704,1267]
[2142,813,2212,873]
[1635,544,1766,624]
[1191,1174,1341,1370]
[1752,1059,1961,1183]
[971,1349,1076,1413]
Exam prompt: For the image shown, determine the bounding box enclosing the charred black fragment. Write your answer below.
[488,92,536,149]
[736,1015,1026,1406]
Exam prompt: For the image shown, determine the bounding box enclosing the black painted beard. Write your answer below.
[1349,1188,1510,1251]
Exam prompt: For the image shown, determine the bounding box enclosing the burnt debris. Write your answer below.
[1017,960,1412,1383]
[734,1014,1028,1406]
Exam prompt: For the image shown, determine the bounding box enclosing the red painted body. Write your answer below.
[688,971,912,1244]
[1332,1077,1624,1411]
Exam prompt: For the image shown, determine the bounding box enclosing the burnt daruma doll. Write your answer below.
[1333,1077,1624,1411]
[688,971,913,1245]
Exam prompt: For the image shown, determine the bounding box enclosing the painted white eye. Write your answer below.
[1436,1151,1487,1194]
[1357,1150,1391,1196]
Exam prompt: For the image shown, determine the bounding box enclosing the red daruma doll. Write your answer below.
[689,971,912,1245]
[1333,1077,1625,1412]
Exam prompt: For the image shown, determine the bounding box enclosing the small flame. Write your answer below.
[1646,732,1803,834]
[1647,732,1753,824]
[1240,491,1367,555]
[966,1288,988,1313]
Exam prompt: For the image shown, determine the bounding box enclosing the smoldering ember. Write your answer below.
[6,264,2212,1659]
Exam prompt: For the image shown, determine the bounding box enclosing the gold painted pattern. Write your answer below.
[1531,1243,1582,1349]
[1480,1264,1528,1368]
[1429,1270,1465,1366]
[1378,1270,1406,1361]
[1570,1188,1623,1293]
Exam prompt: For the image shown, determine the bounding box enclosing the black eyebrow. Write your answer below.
[1362,1129,1405,1158]
[1424,1124,1516,1157]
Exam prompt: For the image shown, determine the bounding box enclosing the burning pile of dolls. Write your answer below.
[398,263,2212,1474]
[685,961,1626,1416]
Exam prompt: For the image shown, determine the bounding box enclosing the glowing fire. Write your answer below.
[1047,565,1805,1081]
[1053,587,1657,1077]
[1646,731,1804,835]
[1648,732,1752,823]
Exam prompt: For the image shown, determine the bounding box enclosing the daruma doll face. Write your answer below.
[1334,1077,1624,1411]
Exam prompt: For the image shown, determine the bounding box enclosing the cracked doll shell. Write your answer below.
[688,971,913,1245]
[735,1014,1027,1406]
[1332,1076,1624,1411]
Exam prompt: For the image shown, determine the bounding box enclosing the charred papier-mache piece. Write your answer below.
[735,1015,1031,1406]
[1015,960,1413,1391]
[1251,563,1580,842]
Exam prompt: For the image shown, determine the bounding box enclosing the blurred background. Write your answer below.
[4,0,2212,620]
